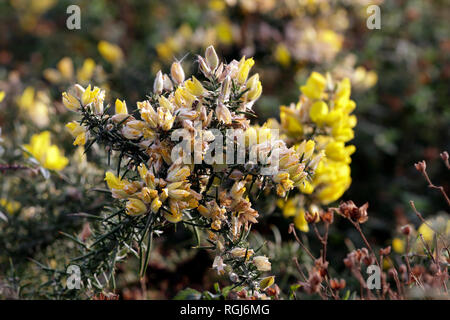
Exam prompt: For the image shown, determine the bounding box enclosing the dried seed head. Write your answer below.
[414,160,426,172]
[320,209,334,224]
[330,278,346,291]
[379,246,391,256]
[401,224,411,235]
[339,200,369,223]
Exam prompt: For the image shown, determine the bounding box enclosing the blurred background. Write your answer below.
[0,0,449,299]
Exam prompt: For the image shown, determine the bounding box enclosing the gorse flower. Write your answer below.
[16,87,50,128]
[44,57,97,84]
[264,72,357,231]
[23,131,68,171]
[98,40,124,65]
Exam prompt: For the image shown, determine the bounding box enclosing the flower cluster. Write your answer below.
[61,46,317,295]
[265,72,357,231]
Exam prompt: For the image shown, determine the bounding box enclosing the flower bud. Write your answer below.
[153,70,163,94]
[221,75,231,101]
[216,102,232,124]
[205,45,219,71]
[126,198,147,216]
[197,56,211,76]
[62,92,80,111]
[253,256,271,272]
[401,225,411,235]
[163,74,173,91]
[171,61,185,85]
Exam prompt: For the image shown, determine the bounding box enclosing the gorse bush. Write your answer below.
[0,0,448,301]
[58,46,328,298]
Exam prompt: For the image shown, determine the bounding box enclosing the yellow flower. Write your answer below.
[57,57,74,79]
[259,276,275,290]
[185,76,206,96]
[17,87,49,127]
[23,131,69,171]
[65,121,86,146]
[0,91,5,103]
[151,197,163,214]
[98,41,124,65]
[164,207,183,223]
[126,198,147,216]
[237,56,255,84]
[62,92,80,111]
[77,58,96,82]
[115,99,128,115]
[309,101,329,125]
[392,238,405,254]
[417,223,434,243]
[0,198,21,214]
[294,208,309,232]
[300,72,326,100]
[274,43,291,67]
[104,172,127,190]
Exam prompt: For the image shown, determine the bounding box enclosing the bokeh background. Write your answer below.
[0,0,449,299]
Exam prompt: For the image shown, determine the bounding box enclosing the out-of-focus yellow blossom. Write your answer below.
[209,0,226,11]
[16,87,50,127]
[353,66,378,89]
[77,58,96,83]
[98,41,124,65]
[23,131,69,171]
[392,237,405,253]
[274,43,291,67]
[277,198,309,232]
[44,57,97,84]
[10,0,56,31]
[0,91,5,103]
[57,57,74,79]
[318,29,343,53]
[417,222,434,243]
[0,198,21,214]
[215,20,233,45]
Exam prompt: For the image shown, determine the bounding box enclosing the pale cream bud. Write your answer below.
[170,61,185,85]
[205,45,219,71]
[153,70,163,94]
[216,102,232,124]
[197,56,211,76]
[253,256,271,272]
